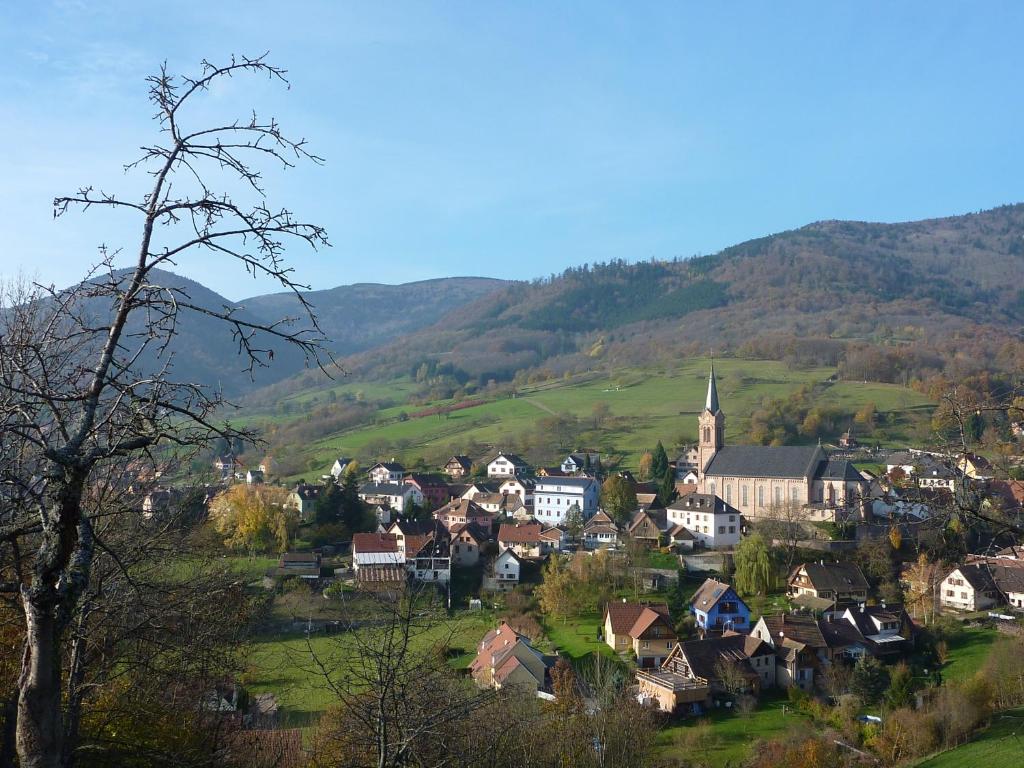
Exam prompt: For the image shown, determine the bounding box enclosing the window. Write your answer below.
[728,526,735,534]
[741,486,748,506]
[718,526,725,534]
[791,486,799,503]
[729,515,735,522]
[710,481,716,496]
[642,641,650,649]
[725,485,731,504]
[961,592,967,599]
[946,590,954,597]
[774,487,782,505]
[758,487,764,507]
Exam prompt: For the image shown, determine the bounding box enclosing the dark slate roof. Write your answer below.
[705,365,721,414]
[704,445,825,479]
[791,561,869,593]
[359,482,407,496]
[820,460,863,482]
[952,563,999,593]
[679,634,773,680]
[535,476,599,489]
[758,613,827,648]
[668,492,740,516]
[690,578,743,612]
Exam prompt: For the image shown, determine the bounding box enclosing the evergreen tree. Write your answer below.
[340,471,368,532]
[314,483,343,525]
[651,441,670,482]
[850,656,890,705]
[658,471,677,507]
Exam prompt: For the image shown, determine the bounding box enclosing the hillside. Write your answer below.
[323,204,1024,386]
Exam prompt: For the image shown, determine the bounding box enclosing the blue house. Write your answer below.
[689,578,750,636]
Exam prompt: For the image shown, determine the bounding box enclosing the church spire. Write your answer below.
[705,359,721,414]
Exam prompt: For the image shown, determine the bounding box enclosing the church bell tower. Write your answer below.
[697,362,725,474]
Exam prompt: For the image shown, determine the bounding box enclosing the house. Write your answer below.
[351,532,403,573]
[666,493,741,549]
[484,548,522,592]
[403,473,449,510]
[141,487,182,519]
[498,523,545,558]
[751,613,831,691]
[486,453,530,478]
[276,552,322,579]
[627,507,668,547]
[449,522,489,567]
[386,519,438,560]
[689,578,751,636]
[533,477,599,525]
[472,492,507,515]
[408,531,451,584]
[695,364,869,522]
[330,456,354,480]
[787,561,869,608]
[583,510,621,550]
[368,461,405,485]
[561,452,601,474]
[257,456,276,475]
[285,483,320,522]
[245,469,264,485]
[603,601,676,667]
[958,453,994,480]
[469,622,552,694]
[938,563,999,611]
[358,482,420,516]
[457,481,500,501]
[993,562,1024,610]
[213,455,239,480]
[498,477,535,505]
[637,634,776,712]
[539,526,566,553]
[536,466,571,478]
[827,602,913,659]
[918,462,957,491]
[443,455,473,478]
[434,498,495,532]
[667,525,696,551]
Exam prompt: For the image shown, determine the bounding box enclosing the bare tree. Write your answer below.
[758,500,813,572]
[306,586,495,768]
[0,54,331,768]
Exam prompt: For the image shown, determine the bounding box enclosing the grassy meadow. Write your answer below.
[915,708,1024,767]
[256,358,933,482]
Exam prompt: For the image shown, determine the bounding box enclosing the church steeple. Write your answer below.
[705,360,721,414]
[697,360,725,475]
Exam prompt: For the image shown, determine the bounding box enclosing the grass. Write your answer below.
[915,708,1024,767]
[655,693,809,767]
[543,612,612,661]
[942,626,1001,682]
[244,610,495,727]
[260,358,933,481]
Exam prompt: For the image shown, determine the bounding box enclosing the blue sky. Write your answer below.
[1,1,1022,300]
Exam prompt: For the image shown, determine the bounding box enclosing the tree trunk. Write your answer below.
[17,592,63,768]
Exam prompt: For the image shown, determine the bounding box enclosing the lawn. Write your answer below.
[915,708,1024,767]
[655,694,809,767]
[244,610,495,727]
[543,611,612,661]
[941,626,1001,682]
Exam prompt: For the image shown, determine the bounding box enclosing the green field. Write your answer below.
[244,611,495,726]
[268,358,932,480]
[942,626,1001,682]
[915,708,1024,767]
[655,694,809,767]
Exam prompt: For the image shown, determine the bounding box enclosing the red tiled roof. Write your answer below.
[498,523,543,544]
[605,601,670,636]
[352,532,398,554]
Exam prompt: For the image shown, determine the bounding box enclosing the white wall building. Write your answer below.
[533,477,599,524]
[665,492,740,548]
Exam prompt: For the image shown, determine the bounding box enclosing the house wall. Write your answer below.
[534,482,598,523]
[633,634,677,667]
[940,570,995,611]
[603,614,630,653]
[666,507,740,548]
[637,677,679,712]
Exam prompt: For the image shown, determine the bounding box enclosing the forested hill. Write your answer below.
[324,204,1024,387]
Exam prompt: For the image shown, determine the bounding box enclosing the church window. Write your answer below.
[703,426,710,443]
[725,485,731,504]
[709,481,716,496]
[774,487,782,505]
[758,487,764,507]
[791,486,799,503]
[741,486,748,506]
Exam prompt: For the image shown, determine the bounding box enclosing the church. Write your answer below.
[695,365,868,522]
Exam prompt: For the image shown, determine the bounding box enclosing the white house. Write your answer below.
[330,456,354,480]
[369,461,405,485]
[358,482,421,514]
[561,453,600,474]
[582,510,620,550]
[486,453,530,478]
[486,548,522,592]
[939,564,999,611]
[498,477,535,506]
[533,477,599,524]
[665,492,740,549]
[245,469,264,485]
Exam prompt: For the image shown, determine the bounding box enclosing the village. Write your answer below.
[140,365,1024,765]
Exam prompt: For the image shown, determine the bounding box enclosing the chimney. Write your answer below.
[860,603,865,613]
[820,559,824,567]
[881,600,886,609]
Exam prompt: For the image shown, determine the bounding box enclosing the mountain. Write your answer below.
[54,270,508,396]
[241,277,508,358]
[327,204,1024,386]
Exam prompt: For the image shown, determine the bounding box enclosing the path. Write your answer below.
[524,398,558,416]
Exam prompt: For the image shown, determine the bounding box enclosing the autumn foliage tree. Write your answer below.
[209,484,297,554]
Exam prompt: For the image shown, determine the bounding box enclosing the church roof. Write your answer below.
[704,444,825,480]
[705,363,721,414]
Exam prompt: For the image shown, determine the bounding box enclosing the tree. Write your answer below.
[599,475,638,525]
[733,533,776,597]
[563,503,584,543]
[637,452,654,481]
[0,55,330,768]
[650,441,670,482]
[591,401,611,430]
[885,662,915,709]
[536,556,578,622]
[657,470,677,507]
[209,484,297,554]
[759,501,812,572]
[315,482,344,525]
[850,656,890,705]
